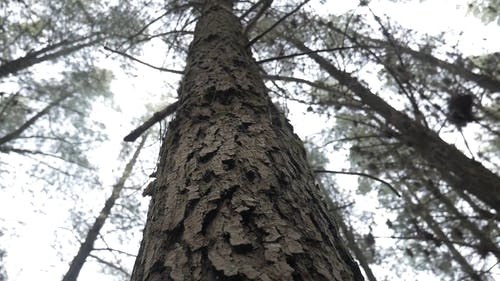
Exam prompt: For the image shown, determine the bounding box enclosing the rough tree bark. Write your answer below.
[288,39,500,214]
[130,0,364,280]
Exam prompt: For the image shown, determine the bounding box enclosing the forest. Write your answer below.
[0,0,499,280]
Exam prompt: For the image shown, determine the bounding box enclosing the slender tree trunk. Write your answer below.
[288,39,500,213]
[393,149,500,260]
[130,1,364,280]
[426,181,500,261]
[328,25,500,93]
[62,135,147,281]
[335,213,378,281]
[404,192,483,281]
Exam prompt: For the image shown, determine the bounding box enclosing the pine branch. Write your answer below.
[243,0,273,35]
[0,92,72,146]
[103,46,184,75]
[314,169,401,197]
[257,46,357,64]
[124,101,179,142]
[247,0,310,47]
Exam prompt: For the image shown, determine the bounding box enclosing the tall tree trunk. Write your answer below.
[394,150,500,260]
[328,26,500,93]
[287,39,500,213]
[335,212,378,281]
[62,135,147,281]
[426,181,500,261]
[403,192,483,281]
[130,0,364,280]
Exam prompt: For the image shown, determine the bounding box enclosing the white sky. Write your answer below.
[1,0,499,280]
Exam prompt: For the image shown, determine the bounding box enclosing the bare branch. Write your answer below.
[314,169,401,197]
[244,0,273,35]
[93,247,136,257]
[89,254,131,278]
[103,46,184,75]
[0,146,91,169]
[257,46,358,64]
[124,101,179,142]
[247,0,310,47]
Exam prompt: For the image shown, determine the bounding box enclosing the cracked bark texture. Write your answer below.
[130,0,364,280]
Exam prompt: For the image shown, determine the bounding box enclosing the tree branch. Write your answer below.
[314,169,401,197]
[89,254,131,277]
[244,0,273,35]
[239,0,266,20]
[247,0,310,47]
[257,46,358,64]
[103,46,184,75]
[0,92,72,146]
[124,101,179,142]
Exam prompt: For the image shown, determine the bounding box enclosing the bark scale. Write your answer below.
[130,1,364,280]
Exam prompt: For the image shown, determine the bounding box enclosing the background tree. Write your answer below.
[62,134,149,281]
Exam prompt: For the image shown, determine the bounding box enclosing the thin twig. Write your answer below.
[247,0,310,47]
[103,46,184,75]
[92,247,136,257]
[257,46,357,64]
[129,9,172,42]
[314,169,401,197]
[459,129,475,160]
[89,254,131,277]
